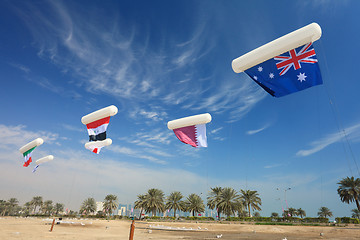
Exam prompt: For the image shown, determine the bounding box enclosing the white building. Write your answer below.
[96,202,104,213]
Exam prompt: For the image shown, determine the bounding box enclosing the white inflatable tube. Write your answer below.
[232,23,322,73]
[81,105,118,125]
[167,113,212,130]
[19,138,44,154]
[85,138,112,149]
[35,155,54,165]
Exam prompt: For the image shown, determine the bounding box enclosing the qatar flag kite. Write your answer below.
[167,113,212,148]
[81,105,118,154]
[19,138,44,167]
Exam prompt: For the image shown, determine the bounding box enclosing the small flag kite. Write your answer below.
[32,155,54,173]
[19,138,44,167]
[232,23,323,97]
[244,43,322,97]
[81,105,118,154]
[168,113,212,148]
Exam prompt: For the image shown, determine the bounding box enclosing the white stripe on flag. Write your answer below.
[24,152,32,163]
[87,123,109,136]
[195,124,207,147]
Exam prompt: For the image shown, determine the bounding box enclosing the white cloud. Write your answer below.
[246,123,271,135]
[9,63,31,73]
[12,1,265,124]
[0,124,59,147]
[296,122,360,157]
[109,145,167,165]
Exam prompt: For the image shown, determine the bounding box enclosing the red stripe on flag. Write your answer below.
[86,117,110,129]
[23,157,32,167]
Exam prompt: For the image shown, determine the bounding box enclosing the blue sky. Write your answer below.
[1,0,360,218]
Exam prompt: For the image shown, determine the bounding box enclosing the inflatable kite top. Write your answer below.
[81,105,118,154]
[81,105,118,125]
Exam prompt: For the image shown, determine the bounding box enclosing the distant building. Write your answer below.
[96,202,104,213]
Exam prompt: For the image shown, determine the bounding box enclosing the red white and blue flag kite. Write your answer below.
[232,23,323,97]
[244,43,322,97]
[81,106,118,154]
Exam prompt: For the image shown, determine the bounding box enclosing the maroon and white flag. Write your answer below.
[173,124,207,148]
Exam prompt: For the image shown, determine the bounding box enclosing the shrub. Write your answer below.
[336,217,360,224]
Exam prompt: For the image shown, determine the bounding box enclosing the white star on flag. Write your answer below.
[297,72,307,82]
[257,66,263,72]
[253,76,258,80]
[269,73,274,79]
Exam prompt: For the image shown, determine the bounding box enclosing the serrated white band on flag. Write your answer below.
[195,124,207,147]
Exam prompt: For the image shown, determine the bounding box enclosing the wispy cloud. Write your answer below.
[129,107,168,122]
[247,123,271,135]
[296,122,360,157]
[0,124,59,147]
[61,124,84,133]
[108,145,166,165]
[11,1,264,123]
[9,63,31,73]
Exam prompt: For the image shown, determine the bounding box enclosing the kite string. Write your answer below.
[318,40,360,177]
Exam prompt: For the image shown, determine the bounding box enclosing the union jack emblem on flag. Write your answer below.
[274,43,318,76]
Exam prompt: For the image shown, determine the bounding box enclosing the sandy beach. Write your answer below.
[0,217,359,239]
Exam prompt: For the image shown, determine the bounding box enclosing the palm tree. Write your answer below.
[288,207,297,217]
[207,187,223,220]
[22,202,32,216]
[184,193,205,217]
[1,200,9,216]
[54,203,64,215]
[217,187,241,218]
[103,194,118,216]
[134,194,146,219]
[297,208,306,218]
[143,188,165,217]
[351,209,360,219]
[42,200,53,215]
[31,196,43,214]
[317,207,333,218]
[239,189,262,217]
[337,176,360,211]
[7,198,19,215]
[271,212,279,218]
[80,197,96,215]
[165,191,185,218]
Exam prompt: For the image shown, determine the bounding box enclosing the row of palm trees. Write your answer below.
[134,187,262,219]
[0,196,64,216]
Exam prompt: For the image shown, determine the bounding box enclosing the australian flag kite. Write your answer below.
[244,43,322,97]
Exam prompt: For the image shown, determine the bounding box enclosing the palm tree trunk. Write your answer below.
[355,198,360,211]
[173,208,176,218]
[139,209,143,220]
[248,203,251,217]
[217,210,220,220]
